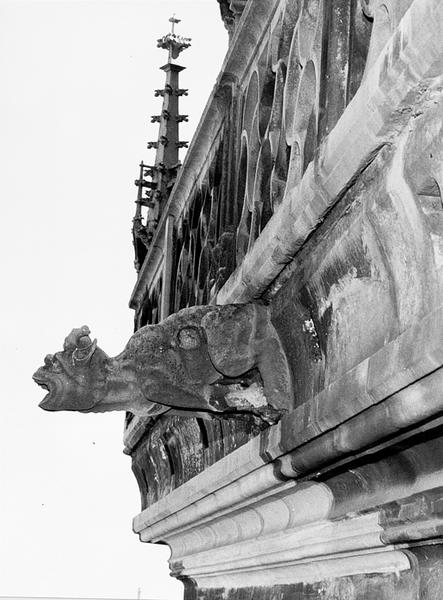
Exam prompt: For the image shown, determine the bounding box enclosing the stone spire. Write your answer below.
[132,16,191,273]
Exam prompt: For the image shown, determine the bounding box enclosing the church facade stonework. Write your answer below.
[127,1,443,597]
[35,1,443,598]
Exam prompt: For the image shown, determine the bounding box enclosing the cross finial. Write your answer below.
[157,16,191,59]
[169,14,180,34]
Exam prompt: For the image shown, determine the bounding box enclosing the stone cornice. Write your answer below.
[134,414,443,588]
[133,450,415,588]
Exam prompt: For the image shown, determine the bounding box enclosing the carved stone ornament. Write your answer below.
[33,304,292,422]
[157,33,191,59]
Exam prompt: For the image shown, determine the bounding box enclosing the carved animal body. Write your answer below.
[33,304,292,421]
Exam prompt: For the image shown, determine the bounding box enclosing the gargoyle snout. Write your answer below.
[32,365,54,410]
[32,369,42,383]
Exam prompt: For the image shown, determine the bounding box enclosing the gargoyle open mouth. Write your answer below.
[32,373,54,407]
[33,376,49,390]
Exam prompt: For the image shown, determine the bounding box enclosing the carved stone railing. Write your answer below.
[172,128,236,309]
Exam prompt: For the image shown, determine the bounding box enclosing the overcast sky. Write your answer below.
[0,1,227,598]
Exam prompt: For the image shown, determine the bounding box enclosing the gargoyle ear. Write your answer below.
[177,326,201,350]
[64,325,92,351]
[63,325,98,364]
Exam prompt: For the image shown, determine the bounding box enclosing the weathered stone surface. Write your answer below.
[129,412,266,508]
[133,413,443,594]
[269,93,443,412]
[34,304,292,421]
[189,568,418,600]
[122,1,443,595]
[35,0,443,597]
[217,0,443,306]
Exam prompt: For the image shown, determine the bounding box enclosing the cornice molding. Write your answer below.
[136,431,443,588]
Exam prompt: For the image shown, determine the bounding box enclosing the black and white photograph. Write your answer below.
[2,0,443,599]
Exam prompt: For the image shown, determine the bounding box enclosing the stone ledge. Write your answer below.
[134,429,443,588]
[183,550,410,590]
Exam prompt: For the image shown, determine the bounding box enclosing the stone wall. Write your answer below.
[127,0,443,597]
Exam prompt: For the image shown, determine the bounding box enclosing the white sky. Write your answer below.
[0,1,227,598]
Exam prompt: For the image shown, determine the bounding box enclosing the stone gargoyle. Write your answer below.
[33,304,292,422]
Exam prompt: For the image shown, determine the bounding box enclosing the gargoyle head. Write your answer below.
[33,326,108,412]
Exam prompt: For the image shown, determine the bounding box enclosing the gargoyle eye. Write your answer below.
[177,326,201,350]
